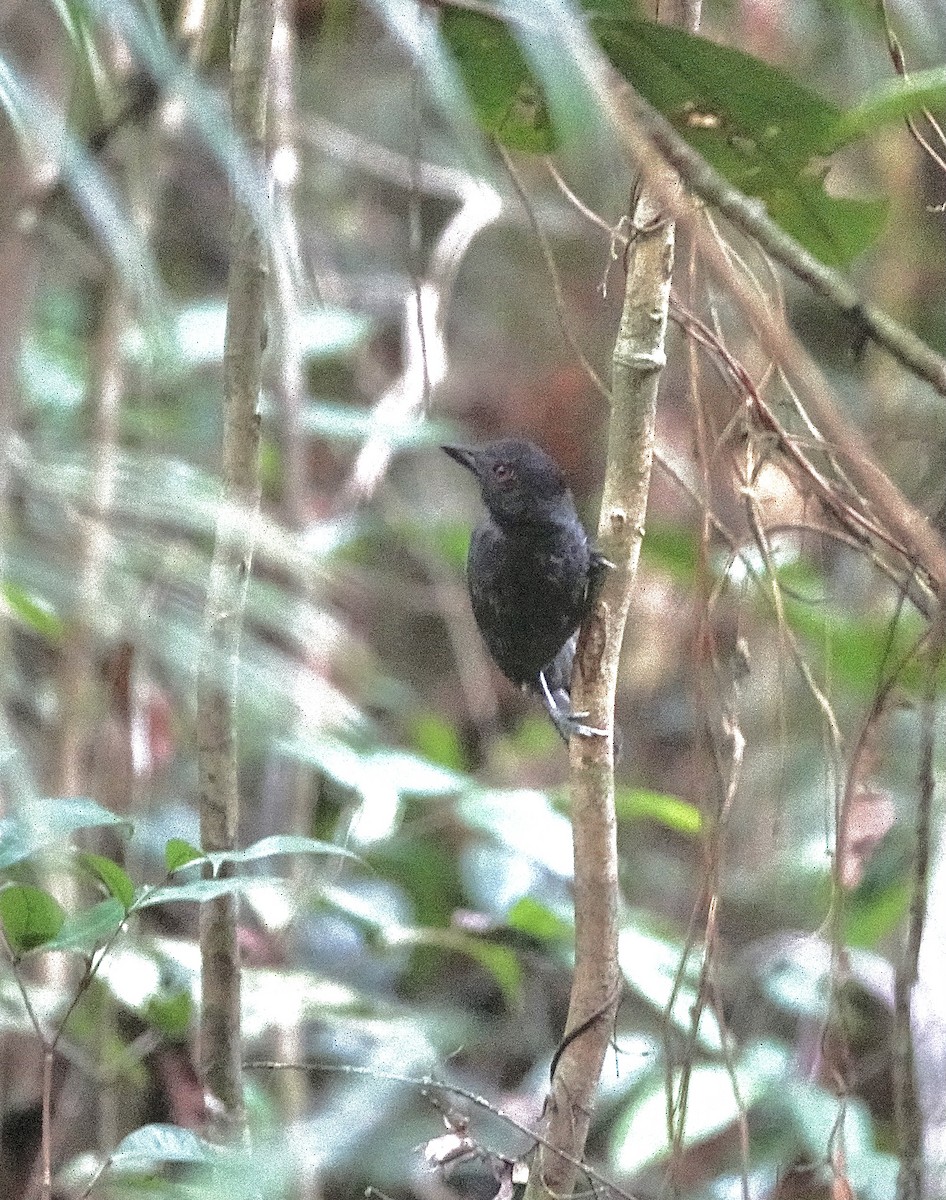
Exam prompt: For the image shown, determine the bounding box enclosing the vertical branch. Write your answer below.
[894,607,941,1200]
[525,158,675,1200]
[197,0,275,1136]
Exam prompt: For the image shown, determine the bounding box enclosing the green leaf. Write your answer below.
[299,401,453,447]
[836,67,946,145]
[0,884,66,953]
[619,923,722,1050]
[135,878,264,907]
[440,8,558,152]
[20,331,86,413]
[386,925,523,1007]
[124,302,372,369]
[844,876,911,949]
[506,896,572,943]
[0,581,64,641]
[597,16,842,164]
[595,16,886,265]
[764,181,887,270]
[610,1041,789,1172]
[45,898,125,953]
[615,788,702,835]
[0,797,130,869]
[410,712,467,772]
[145,989,193,1039]
[205,835,361,872]
[165,838,206,873]
[80,852,136,910]
[109,1123,218,1169]
[460,788,574,877]
[640,522,699,581]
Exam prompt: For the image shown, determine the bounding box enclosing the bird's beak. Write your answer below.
[441,445,479,475]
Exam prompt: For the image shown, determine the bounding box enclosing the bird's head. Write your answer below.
[442,439,575,527]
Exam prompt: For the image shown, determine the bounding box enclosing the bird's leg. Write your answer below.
[537,671,606,741]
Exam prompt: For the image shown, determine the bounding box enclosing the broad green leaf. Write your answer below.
[386,925,522,1007]
[783,594,926,693]
[506,896,572,942]
[596,16,841,165]
[410,712,467,772]
[45,898,125,953]
[165,839,206,873]
[0,581,64,641]
[441,7,887,263]
[135,878,264,907]
[0,884,66,953]
[110,1123,218,1169]
[594,16,886,264]
[145,990,193,1039]
[610,1041,789,1172]
[619,924,722,1050]
[836,67,946,145]
[0,797,130,869]
[640,522,699,581]
[124,302,371,369]
[440,9,558,152]
[764,181,886,271]
[80,852,136,910]
[615,788,702,835]
[205,835,361,871]
[299,402,452,447]
[844,876,911,949]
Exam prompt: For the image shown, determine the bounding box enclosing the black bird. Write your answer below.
[442,438,606,740]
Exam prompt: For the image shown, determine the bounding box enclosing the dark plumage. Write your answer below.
[442,438,604,740]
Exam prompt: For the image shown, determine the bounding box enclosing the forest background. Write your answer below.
[2,0,946,1198]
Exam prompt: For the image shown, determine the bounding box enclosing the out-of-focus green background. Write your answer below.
[1,1,945,1197]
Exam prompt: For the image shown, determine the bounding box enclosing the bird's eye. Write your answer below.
[493,462,513,481]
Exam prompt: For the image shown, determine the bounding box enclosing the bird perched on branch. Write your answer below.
[442,438,607,741]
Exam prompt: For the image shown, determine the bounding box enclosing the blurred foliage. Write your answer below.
[0,0,943,1198]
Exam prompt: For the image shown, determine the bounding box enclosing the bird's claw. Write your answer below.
[538,672,607,741]
[556,707,606,738]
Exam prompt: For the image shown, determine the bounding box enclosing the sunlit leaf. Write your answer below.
[145,989,193,1039]
[0,582,65,642]
[123,302,372,370]
[610,1041,789,1172]
[135,878,267,907]
[0,884,66,953]
[205,835,361,871]
[619,923,722,1050]
[45,898,125,953]
[459,789,574,878]
[299,402,453,447]
[80,852,136,910]
[19,333,86,413]
[165,838,206,874]
[109,1123,218,1169]
[506,896,572,942]
[440,9,559,152]
[614,788,702,834]
[0,798,130,869]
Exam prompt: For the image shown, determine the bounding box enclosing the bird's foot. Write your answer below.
[538,671,606,741]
